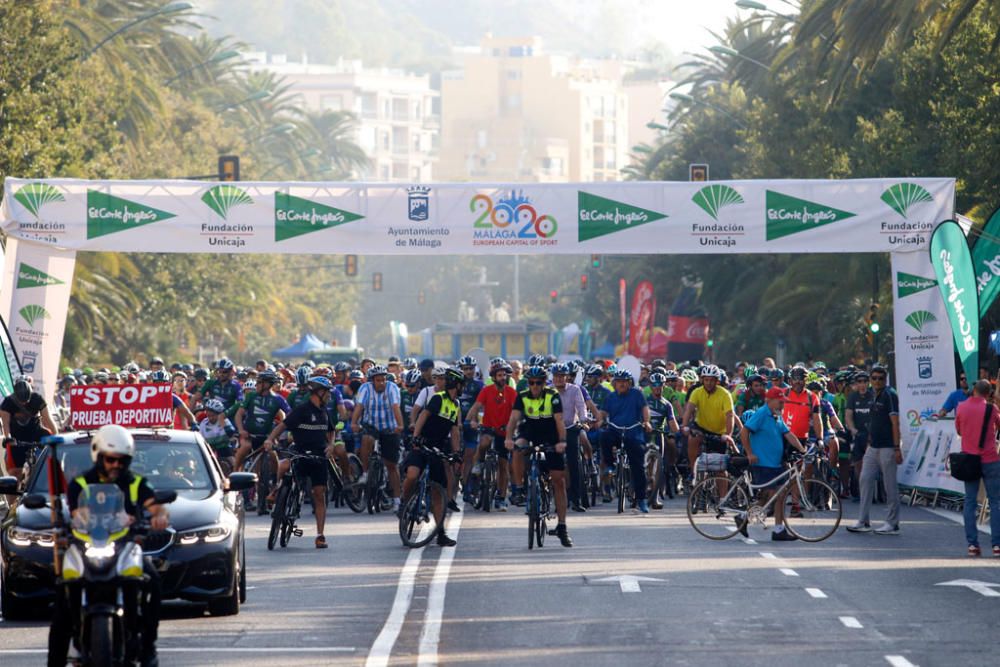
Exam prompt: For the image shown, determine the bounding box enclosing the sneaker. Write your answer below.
[650,500,663,510]
[315,535,328,549]
[447,499,461,512]
[471,463,482,475]
[392,498,401,511]
[556,524,573,547]
[771,529,798,541]
[571,502,587,513]
[357,472,368,485]
[874,522,900,535]
[496,499,509,512]
[436,532,457,547]
[846,521,872,533]
[736,515,748,538]
[638,500,650,514]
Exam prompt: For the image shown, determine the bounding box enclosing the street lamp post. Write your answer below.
[83,1,193,60]
[708,45,772,71]
[164,49,240,85]
[668,92,747,129]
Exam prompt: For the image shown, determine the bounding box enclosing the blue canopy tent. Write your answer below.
[272,333,330,358]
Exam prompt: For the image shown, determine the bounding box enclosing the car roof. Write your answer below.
[56,428,202,446]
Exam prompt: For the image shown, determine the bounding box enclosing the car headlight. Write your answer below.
[7,527,56,547]
[177,525,232,545]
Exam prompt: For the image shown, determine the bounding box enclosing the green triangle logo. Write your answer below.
[17,262,65,289]
[765,191,856,241]
[578,191,667,242]
[274,193,364,241]
[86,190,176,239]
[897,271,938,298]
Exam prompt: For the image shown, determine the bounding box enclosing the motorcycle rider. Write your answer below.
[48,424,170,667]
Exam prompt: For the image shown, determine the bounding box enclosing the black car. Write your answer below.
[0,429,255,620]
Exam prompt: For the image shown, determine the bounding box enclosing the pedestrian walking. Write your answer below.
[953,380,1000,557]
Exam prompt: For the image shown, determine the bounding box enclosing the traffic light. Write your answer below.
[418,289,426,305]
[706,339,714,348]
[550,290,558,303]
[689,163,709,182]
[218,155,240,181]
[591,254,601,269]
[580,274,588,291]
[373,272,383,292]
[864,303,879,345]
[344,254,358,277]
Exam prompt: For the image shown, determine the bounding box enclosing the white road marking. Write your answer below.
[592,575,666,592]
[935,579,1000,597]
[741,537,758,544]
[417,511,464,666]
[805,587,827,599]
[885,655,919,667]
[759,552,779,560]
[366,525,430,667]
[779,568,799,577]
[923,506,991,535]
[839,616,863,629]
[0,648,358,655]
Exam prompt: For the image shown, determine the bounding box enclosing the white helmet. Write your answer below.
[90,424,135,462]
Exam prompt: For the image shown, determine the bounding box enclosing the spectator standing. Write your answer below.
[953,380,1000,557]
[937,373,969,418]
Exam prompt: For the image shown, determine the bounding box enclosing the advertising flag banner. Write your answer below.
[619,278,628,350]
[629,281,655,359]
[930,221,980,386]
[971,207,1000,317]
[0,314,22,398]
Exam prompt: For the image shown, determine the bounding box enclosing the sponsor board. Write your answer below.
[897,271,937,298]
[471,190,558,248]
[879,182,935,247]
[578,191,665,242]
[11,183,68,244]
[765,191,856,241]
[274,193,364,241]
[690,184,745,248]
[87,190,175,240]
[201,185,254,248]
[70,383,174,429]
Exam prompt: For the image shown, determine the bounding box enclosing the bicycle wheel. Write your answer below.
[527,478,538,550]
[398,482,444,548]
[344,455,365,513]
[784,479,842,542]
[366,461,381,515]
[687,477,750,540]
[280,489,299,548]
[616,464,627,514]
[267,482,289,551]
[588,464,598,507]
[479,461,495,512]
[256,454,272,516]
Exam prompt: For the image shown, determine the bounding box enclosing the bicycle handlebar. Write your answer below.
[606,422,642,431]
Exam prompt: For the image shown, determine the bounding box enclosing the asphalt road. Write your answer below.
[1,494,998,667]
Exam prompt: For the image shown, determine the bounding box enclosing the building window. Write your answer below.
[360,126,376,151]
[380,164,390,180]
[361,94,377,119]
[411,166,421,181]
[413,134,421,151]
[506,94,521,109]
[383,132,390,150]
[392,162,407,179]
[320,94,343,111]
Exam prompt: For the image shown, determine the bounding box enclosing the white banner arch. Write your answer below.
[0,176,956,446]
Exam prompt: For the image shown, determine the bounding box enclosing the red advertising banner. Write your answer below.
[70,383,174,429]
[666,315,710,344]
[629,280,655,358]
[619,278,628,349]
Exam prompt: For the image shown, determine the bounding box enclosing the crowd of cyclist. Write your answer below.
[6,353,892,548]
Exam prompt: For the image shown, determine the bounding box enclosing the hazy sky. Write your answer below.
[632,0,747,55]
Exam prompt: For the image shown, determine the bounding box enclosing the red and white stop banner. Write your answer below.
[70,383,173,430]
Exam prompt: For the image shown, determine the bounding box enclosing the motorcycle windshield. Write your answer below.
[71,484,130,546]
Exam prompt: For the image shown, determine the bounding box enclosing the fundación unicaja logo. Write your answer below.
[765,191,856,241]
[691,184,744,220]
[13,183,64,220]
[881,183,933,219]
[19,304,50,328]
[202,184,253,220]
[16,263,64,289]
[273,192,364,242]
[577,191,667,242]
[905,309,937,334]
[87,190,176,239]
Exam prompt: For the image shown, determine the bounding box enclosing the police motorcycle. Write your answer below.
[22,466,176,665]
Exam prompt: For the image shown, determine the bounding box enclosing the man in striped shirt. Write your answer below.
[351,366,404,509]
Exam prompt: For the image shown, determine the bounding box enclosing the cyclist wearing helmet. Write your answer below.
[286,366,315,411]
[599,370,654,512]
[400,370,424,436]
[646,373,680,508]
[199,398,238,472]
[404,368,465,547]
[552,363,590,512]
[808,377,845,470]
[195,359,243,420]
[1,375,57,485]
[736,374,768,417]
[505,366,572,546]
[456,356,485,503]
[403,357,418,371]
[782,367,823,446]
[467,360,518,510]
[412,366,447,424]
[681,365,736,469]
[351,365,404,510]
[233,370,289,488]
[264,377,337,549]
[387,355,403,381]
[769,368,789,390]
[51,425,170,666]
[150,369,196,429]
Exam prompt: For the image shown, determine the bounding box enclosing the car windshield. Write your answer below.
[30,438,215,495]
[71,484,129,545]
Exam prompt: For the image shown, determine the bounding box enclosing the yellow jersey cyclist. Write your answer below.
[681,365,737,469]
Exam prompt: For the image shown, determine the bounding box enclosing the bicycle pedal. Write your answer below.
[293,529,304,537]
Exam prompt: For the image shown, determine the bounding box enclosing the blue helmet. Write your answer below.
[524,366,547,380]
[296,366,312,385]
[307,375,333,391]
[551,363,572,376]
[612,369,633,383]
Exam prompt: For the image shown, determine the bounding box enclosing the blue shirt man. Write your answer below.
[938,374,969,417]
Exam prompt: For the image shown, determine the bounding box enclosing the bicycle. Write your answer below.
[475,427,502,512]
[325,450,365,512]
[605,422,642,514]
[687,447,842,542]
[242,445,273,516]
[517,441,555,550]
[644,433,663,505]
[10,440,44,492]
[268,449,328,550]
[398,445,451,548]
[363,429,395,515]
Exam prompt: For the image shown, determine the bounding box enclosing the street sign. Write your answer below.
[591,575,665,593]
[935,579,1000,597]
